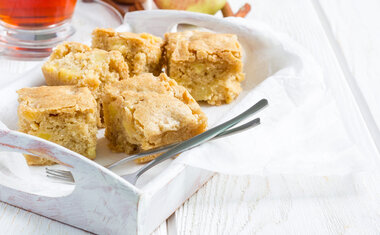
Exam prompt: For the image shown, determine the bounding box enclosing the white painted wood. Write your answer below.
[2,0,380,235]
[0,203,89,235]
[172,0,380,234]
[0,128,142,234]
[318,0,380,130]
[151,222,167,235]
[174,174,380,234]
[0,201,166,235]
[312,0,380,152]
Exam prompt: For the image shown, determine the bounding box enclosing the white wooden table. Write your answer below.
[1,0,380,234]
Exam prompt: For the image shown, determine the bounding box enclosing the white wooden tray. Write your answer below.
[0,11,262,235]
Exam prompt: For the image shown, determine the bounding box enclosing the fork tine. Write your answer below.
[46,170,69,178]
[45,168,74,182]
[46,168,72,176]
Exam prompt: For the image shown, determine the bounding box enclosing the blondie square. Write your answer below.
[102,73,207,163]
[17,86,98,166]
[42,42,129,126]
[92,28,163,76]
[164,31,245,105]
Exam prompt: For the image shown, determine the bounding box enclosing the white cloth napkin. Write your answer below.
[172,18,376,175]
[0,18,375,181]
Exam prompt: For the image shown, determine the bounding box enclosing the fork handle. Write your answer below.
[107,117,260,169]
[136,99,268,178]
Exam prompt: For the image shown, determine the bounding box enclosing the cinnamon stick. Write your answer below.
[221,2,234,17]
[128,5,137,12]
[234,3,251,18]
[134,1,144,11]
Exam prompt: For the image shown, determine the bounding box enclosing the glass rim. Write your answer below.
[0,0,124,60]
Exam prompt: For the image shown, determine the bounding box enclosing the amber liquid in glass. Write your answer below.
[0,0,77,28]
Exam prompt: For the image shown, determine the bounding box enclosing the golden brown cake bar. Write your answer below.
[102,73,207,163]
[42,41,129,127]
[164,31,245,105]
[17,86,98,166]
[92,28,163,76]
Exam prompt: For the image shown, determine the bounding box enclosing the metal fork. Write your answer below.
[46,117,260,182]
[46,99,268,185]
[45,118,260,183]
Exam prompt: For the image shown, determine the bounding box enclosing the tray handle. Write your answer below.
[0,122,140,234]
[0,124,134,189]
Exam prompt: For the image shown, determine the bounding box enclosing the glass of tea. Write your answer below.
[0,0,77,59]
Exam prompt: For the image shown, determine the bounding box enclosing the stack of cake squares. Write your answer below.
[18,27,245,166]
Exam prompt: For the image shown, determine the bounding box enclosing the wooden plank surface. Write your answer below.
[0,202,88,235]
[174,174,380,234]
[318,0,380,129]
[1,0,380,234]
[173,0,380,234]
